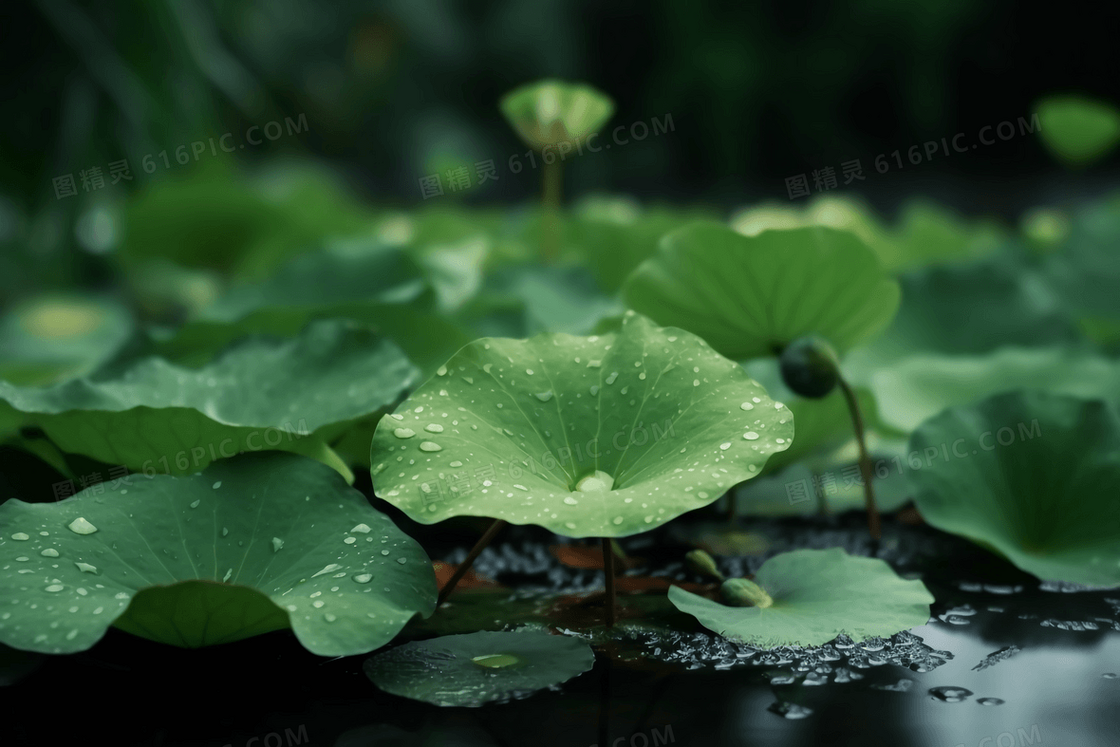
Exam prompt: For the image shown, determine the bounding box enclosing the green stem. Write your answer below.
[437,519,506,605]
[540,158,563,262]
[837,377,881,541]
[602,537,616,627]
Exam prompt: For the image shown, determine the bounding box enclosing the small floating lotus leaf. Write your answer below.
[0,319,418,480]
[623,223,900,360]
[668,548,934,648]
[1036,94,1120,167]
[500,80,614,151]
[0,451,436,655]
[370,311,793,538]
[908,391,1120,586]
[364,630,594,707]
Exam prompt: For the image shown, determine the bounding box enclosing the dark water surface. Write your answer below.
[4,513,1118,747]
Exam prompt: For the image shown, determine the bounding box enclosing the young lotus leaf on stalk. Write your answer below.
[370,311,793,624]
[623,224,901,540]
[500,79,614,261]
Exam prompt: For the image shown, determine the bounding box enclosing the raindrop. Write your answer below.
[719,443,731,451]
[419,441,442,452]
[67,518,98,535]
[744,432,760,440]
[45,584,64,593]
[272,537,285,552]
[40,549,59,557]
[606,372,619,385]
[977,697,1005,706]
[212,481,222,489]
[354,573,373,583]
[928,686,973,703]
[74,562,97,573]
[394,428,416,439]
[740,402,754,411]
[189,500,200,509]
[534,391,553,402]
[11,533,29,541]
[425,424,444,433]
[768,702,813,719]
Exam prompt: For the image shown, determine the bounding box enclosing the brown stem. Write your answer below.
[838,377,881,541]
[602,537,616,627]
[437,519,507,605]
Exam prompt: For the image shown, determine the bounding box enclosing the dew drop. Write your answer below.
[425,424,444,433]
[419,441,442,452]
[719,442,731,451]
[272,537,285,552]
[74,562,97,573]
[353,573,372,583]
[394,428,416,439]
[744,432,760,440]
[534,391,553,402]
[40,549,59,557]
[11,533,29,541]
[67,518,97,535]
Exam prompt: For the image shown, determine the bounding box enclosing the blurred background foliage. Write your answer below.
[3,0,1119,302]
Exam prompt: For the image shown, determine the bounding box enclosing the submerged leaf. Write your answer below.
[364,630,594,706]
[668,548,933,648]
[370,311,793,537]
[0,451,436,655]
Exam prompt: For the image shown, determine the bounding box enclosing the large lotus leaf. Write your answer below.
[371,311,793,538]
[364,630,594,706]
[0,295,133,387]
[843,250,1080,381]
[668,548,934,648]
[622,224,900,360]
[908,391,1120,586]
[0,451,436,655]
[156,242,470,376]
[500,80,614,151]
[1036,94,1120,167]
[0,320,418,480]
[871,347,1120,433]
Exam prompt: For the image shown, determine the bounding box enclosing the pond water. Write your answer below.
[4,512,1117,747]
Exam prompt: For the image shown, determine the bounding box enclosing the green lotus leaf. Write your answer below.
[0,319,418,480]
[0,295,133,387]
[0,451,436,655]
[843,251,1080,380]
[120,160,376,278]
[465,264,624,338]
[571,196,721,292]
[871,347,1120,433]
[668,548,934,648]
[155,241,471,376]
[370,311,793,538]
[364,630,594,706]
[1043,198,1120,331]
[500,79,614,151]
[622,224,900,360]
[1036,94,1120,167]
[908,391,1120,587]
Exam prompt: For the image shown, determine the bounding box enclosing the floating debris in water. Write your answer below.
[973,645,1021,671]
